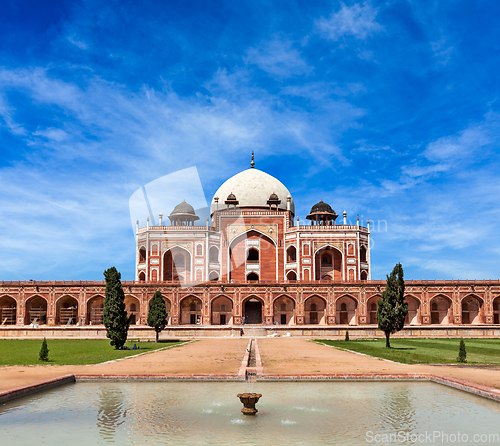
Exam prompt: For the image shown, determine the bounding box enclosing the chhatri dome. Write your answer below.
[210,153,295,216]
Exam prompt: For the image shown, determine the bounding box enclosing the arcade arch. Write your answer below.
[461,295,483,324]
[273,295,295,325]
[305,295,326,325]
[211,296,233,325]
[25,296,47,325]
[430,295,452,325]
[56,295,78,325]
[367,295,379,324]
[336,295,357,325]
[494,296,500,324]
[87,295,104,325]
[125,296,140,325]
[180,296,201,325]
[404,295,421,325]
[0,296,16,325]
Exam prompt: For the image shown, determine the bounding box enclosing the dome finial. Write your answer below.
[250,151,255,168]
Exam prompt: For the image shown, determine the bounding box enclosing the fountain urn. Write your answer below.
[237,393,262,415]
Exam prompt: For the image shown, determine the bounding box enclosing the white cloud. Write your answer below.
[315,2,382,41]
[244,37,312,78]
[0,65,364,279]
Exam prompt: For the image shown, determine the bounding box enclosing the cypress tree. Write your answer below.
[147,291,167,342]
[345,330,349,341]
[103,267,131,349]
[376,263,408,348]
[457,338,467,363]
[39,337,49,362]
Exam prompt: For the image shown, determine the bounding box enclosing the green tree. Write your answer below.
[377,263,408,348]
[457,338,467,363]
[345,330,349,341]
[147,291,167,342]
[103,267,131,349]
[39,337,49,362]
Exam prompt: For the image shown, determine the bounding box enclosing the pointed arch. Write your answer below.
[366,295,380,324]
[25,295,47,325]
[242,295,264,324]
[163,246,192,282]
[56,295,78,325]
[314,245,343,281]
[404,294,421,325]
[211,295,233,325]
[273,295,295,325]
[0,295,17,325]
[430,294,452,325]
[461,294,483,324]
[335,294,358,325]
[180,295,202,325]
[87,295,105,325]
[305,295,326,325]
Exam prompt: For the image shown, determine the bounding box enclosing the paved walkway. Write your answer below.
[1,338,500,392]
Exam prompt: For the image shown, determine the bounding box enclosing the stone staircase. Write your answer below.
[241,325,267,337]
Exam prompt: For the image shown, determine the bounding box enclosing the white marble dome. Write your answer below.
[211,168,295,215]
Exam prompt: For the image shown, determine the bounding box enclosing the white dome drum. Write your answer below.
[211,168,295,216]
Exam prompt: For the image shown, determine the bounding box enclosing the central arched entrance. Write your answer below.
[244,297,262,324]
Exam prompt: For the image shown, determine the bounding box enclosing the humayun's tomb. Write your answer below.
[1,157,499,338]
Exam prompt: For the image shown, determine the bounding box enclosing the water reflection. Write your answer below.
[96,388,127,441]
[379,386,417,434]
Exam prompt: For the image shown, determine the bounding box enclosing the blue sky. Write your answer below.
[1,0,499,281]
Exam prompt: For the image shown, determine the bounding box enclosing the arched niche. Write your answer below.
[336,295,357,325]
[305,295,326,325]
[138,271,146,282]
[273,295,295,325]
[211,296,233,325]
[139,247,146,263]
[209,246,219,263]
[430,295,452,325]
[360,271,368,281]
[0,296,17,325]
[286,270,297,281]
[25,296,47,325]
[209,271,219,282]
[404,295,421,325]
[229,230,276,282]
[367,295,380,324]
[360,245,367,262]
[56,295,78,325]
[461,295,483,325]
[315,246,342,281]
[180,296,202,325]
[163,247,192,282]
[286,245,297,263]
[87,295,104,325]
[125,296,140,325]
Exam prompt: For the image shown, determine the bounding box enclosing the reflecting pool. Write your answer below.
[1,381,500,445]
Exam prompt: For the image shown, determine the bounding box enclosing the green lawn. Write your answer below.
[314,338,500,365]
[0,339,182,366]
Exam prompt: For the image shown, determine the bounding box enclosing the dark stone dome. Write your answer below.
[171,200,196,215]
[226,193,237,201]
[310,200,334,214]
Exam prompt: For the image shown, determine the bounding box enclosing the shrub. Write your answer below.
[39,338,49,362]
[457,338,467,363]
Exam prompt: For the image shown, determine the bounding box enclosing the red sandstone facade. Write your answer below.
[1,164,499,329]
